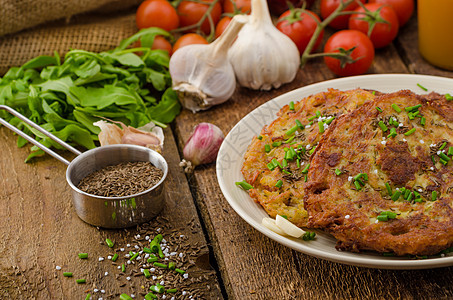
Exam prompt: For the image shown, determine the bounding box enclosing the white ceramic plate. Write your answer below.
[216,74,453,270]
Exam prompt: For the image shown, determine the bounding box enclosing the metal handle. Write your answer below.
[0,105,83,165]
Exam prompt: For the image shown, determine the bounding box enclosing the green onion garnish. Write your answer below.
[318,121,325,133]
[272,158,281,168]
[63,272,73,277]
[275,180,283,188]
[264,144,271,153]
[296,159,301,168]
[120,294,134,300]
[105,238,114,248]
[85,294,91,300]
[325,116,335,125]
[417,83,428,91]
[448,146,453,156]
[335,169,342,176]
[420,117,426,126]
[267,162,276,171]
[112,253,119,262]
[308,115,316,121]
[289,147,298,159]
[168,262,176,270]
[377,215,387,222]
[175,268,185,274]
[378,121,388,132]
[432,191,438,201]
[129,252,139,261]
[404,128,416,136]
[235,180,253,191]
[405,104,422,112]
[78,253,88,259]
[121,264,126,272]
[76,279,86,284]
[153,262,167,269]
[282,159,288,168]
[440,142,448,151]
[439,152,451,161]
[295,119,304,130]
[316,110,321,117]
[147,255,159,263]
[387,127,397,138]
[286,125,299,136]
[284,136,295,144]
[391,190,401,201]
[143,247,152,254]
[376,107,383,112]
[150,284,165,293]
[144,269,151,278]
[440,158,448,165]
[446,93,453,100]
[289,101,295,110]
[391,104,402,113]
[354,180,362,190]
[272,141,282,147]
[301,163,310,174]
[145,292,158,300]
[385,182,392,196]
[257,135,263,140]
[166,289,178,293]
[404,189,411,199]
[302,231,316,241]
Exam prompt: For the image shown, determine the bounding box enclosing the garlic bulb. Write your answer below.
[179,122,224,173]
[228,0,300,90]
[169,15,247,113]
[94,120,164,152]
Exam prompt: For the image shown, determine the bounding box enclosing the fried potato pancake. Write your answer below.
[304,90,453,256]
[241,89,376,227]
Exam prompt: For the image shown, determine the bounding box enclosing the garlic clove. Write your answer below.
[228,0,300,90]
[170,15,247,113]
[121,126,163,152]
[181,122,224,172]
[93,120,123,146]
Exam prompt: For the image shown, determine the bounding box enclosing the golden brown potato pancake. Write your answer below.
[241,89,376,227]
[304,90,453,256]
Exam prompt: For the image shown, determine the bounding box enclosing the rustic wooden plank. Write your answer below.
[0,126,223,299]
[173,38,453,299]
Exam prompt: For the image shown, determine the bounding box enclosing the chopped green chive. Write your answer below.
[391,190,402,201]
[335,169,342,176]
[129,252,139,261]
[301,163,310,174]
[391,104,402,113]
[304,175,308,182]
[378,121,388,132]
[440,158,448,165]
[267,162,276,171]
[302,231,316,241]
[144,269,151,278]
[143,247,152,254]
[257,135,263,140]
[282,159,288,168]
[439,152,451,162]
[85,294,91,300]
[264,144,271,153]
[76,279,86,284]
[440,142,448,151]
[407,192,414,202]
[145,292,158,300]
[404,189,411,199]
[289,101,295,110]
[63,272,73,277]
[387,127,397,138]
[121,264,126,272]
[404,128,416,136]
[417,83,428,91]
[175,268,185,274]
[420,117,426,126]
[120,294,134,300]
[432,191,438,201]
[272,158,281,169]
[446,93,453,101]
[354,180,362,190]
[377,215,388,222]
[385,182,392,196]
[168,262,176,270]
[448,146,453,156]
[405,104,422,112]
[78,253,88,259]
[147,255,159,263]
[308,115,316,121]
[284,136,295,144]
[376,106,383,112]
[272,141,282,147]
[296,159,301,168]
[295,119,304,130]
[105,238,114,248]
[112,253,119,262]
[286,125,299,136]
[318,121,325,133]
[289,147,298,159]
[153,262,168,269]
[325,116,335,125]
[275,180,283,188]
[372,91,376,95]
[150,284,165,293]
[235,181,253,191]
[166,288,178,293]
[316,110,321,117]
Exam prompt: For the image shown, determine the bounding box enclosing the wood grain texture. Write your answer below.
[0,126,222,299]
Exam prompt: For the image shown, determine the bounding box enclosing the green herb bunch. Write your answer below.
[0,28,181,162]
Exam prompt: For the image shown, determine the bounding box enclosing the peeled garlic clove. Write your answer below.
[262,217,288,236]
[93,120,123,146]
[228,0,300,90]
[275,214,305,238]
[121,126,163,152]
[170,15,247,113]
[180,122,224,172]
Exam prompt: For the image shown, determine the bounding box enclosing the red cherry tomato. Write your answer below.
[223,0,251,14]
[151,36,173,55]
[320,0,366,30]
[173,33,209,53]
[349,3,399,49]
[177,0,222,35]
[324,30,375,77]
[215,17,232,39]
[136,0,179,31]
[276,9,324,54]
[368,0,414,26]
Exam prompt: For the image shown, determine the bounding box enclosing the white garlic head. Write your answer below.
[170,15,247,113]
[228,0,300,90]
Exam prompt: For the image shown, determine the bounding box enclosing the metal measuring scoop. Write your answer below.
[0,105,167,228]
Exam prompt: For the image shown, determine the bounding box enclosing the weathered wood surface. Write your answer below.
[174,15,453,300]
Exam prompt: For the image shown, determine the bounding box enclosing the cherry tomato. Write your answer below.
[324,30,375,77]
[320,0,366,30]
[349,3,399,49]
[177,0,222,35]
[223,0,251,14]
[276,9,323,55]
[136,0,179,31]
[215,17,232,39]
[368,0,414,26]
[151,36,173,55]
[173,33,209,53]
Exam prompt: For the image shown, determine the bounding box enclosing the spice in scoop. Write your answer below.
[77,161,163,197]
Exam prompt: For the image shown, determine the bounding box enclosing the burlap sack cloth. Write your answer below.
[0,0,144,75]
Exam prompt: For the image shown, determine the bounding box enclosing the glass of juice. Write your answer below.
[418,0,453,70]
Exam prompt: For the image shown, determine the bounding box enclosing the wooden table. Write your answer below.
[2,8,453,300]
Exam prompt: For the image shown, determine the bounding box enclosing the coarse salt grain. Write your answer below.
[399,123,403,127]
[140,268,144,273]
[152,275,157,280]
[306,144,312,150]
[402,138,407,142]
[345,215,350,219]
[136,234,141,239]
[55,266,61,270]
[170,252,177,256]
[99,298,103,300]
[437,151,442,155]
[135,245,139,249]
[117,266,121,269]
[101,290,105,294]
[127,244,131,247]
[126,277,131,281]
[156,228,162,232]
[160,280,165,285]
[150,268,156,272]
[381,140,387,145]
[420,140,425,144]
[180,235,184,238]
[305,124,311,128]
[162,295,167,299]
[94,288,99,292]
[98,257,104,261]
[145,254,150,259]
[145,236,150,240]
[104,272,108,276]
[125,254,130,258]
[162,238,167,243]
[120,248,125,252]
[107,256,112,260]
[179,253,184,258]
[131,295,135,298]
[375,220,379,223]
[182,291,187,296]
[418,189,423,192]
[348,176,353,182]
[136,256,141,260]
[127,260,131,265]
[373,170,378,174]
[430,167,434,171]
[183,273,189,279]
[164,257,169,261]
